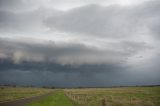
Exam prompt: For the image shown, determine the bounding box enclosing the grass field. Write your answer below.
[26,90,77,106]
[65,87,160,106]
[0,86,52,103]
[0,86,160,106]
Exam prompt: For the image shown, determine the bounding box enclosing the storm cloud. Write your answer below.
[0,38,152,65]
[0,0,160,87]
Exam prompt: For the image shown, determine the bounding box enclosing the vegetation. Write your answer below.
[1,86,160,106]
[0,86,52,103]
[65,87,160,106]
[26,90,78,106]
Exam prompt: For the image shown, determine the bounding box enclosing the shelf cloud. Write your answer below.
[0,0,160,87]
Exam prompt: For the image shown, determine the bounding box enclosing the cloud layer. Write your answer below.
[0,0,160,87]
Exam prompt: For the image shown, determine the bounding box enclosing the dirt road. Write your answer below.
[0,92,52,106]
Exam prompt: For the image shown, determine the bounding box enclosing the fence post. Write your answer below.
[102,99,105,106]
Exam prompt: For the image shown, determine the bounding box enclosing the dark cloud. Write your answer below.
[0,0,160,87]
[0,37,157,87]
[0,63,159,87]
[0,38,151,65]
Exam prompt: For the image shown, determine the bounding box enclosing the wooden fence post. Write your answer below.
[102,99,106,106]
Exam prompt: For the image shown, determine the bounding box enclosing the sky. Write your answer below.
[0,0,160,87]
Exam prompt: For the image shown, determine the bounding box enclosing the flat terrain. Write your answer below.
[0,86,52,103]
[65,86,160,106]
[0,86,160,106]
[0,93,51,106]
[26,90,77,106]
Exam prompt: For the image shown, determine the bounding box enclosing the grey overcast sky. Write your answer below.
[0,0,160,87]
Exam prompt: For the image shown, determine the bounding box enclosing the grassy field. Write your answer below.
[65,87,160,106]
[0,86,52,103]
[26,90,77,106]
[0,86,160,106]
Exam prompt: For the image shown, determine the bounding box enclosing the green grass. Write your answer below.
[1,86,160,106]
[26,90,78,106]
[0,86,52,103]
[65,87,160,106]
